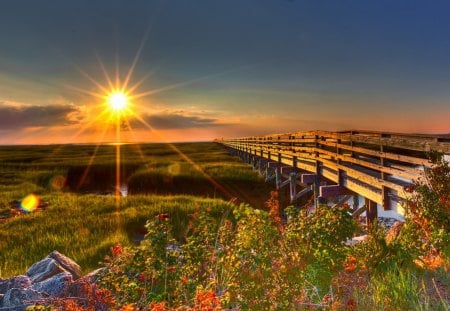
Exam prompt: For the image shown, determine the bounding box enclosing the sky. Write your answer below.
[0,0,449,144]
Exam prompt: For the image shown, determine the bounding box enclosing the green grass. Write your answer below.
[0,142,272,277]
[0,193,234,277]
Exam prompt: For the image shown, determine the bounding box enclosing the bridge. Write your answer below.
[218,130,450,225]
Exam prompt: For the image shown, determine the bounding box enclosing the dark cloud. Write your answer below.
[0,104,81,129]
[133,113,230,130]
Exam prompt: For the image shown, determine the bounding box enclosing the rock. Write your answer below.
[0,275,32,294]
[32,272,73,298]
[346,234,368,246]
[48,250,81,280]
[0,288,45,310]
[26,257,65,283]
[66,268,104,298]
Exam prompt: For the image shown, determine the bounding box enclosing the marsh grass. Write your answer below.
[0,142,271,277]
[0,193,234,277]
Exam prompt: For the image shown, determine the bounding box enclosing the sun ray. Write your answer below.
[123,118,147,161]
[96,52,115,91]
[72,63,111,95]
[127,71,154,95]
[128,110,236,200]
[115,51,120,89]
[122,27,151,91]
[129,65,253,100]
[64,84,105,99]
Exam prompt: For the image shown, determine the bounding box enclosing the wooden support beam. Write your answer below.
[331,195,353,209]
[365,198,378,226]
[281,166,298,175]
[382,186,391,210]
[289,172,297,202]
[267,161,279,168]
[291,185,312,202]
[319,185,353,198]
[275,167,282,189]
[353,195,359,211]
[352,205,366,219]
[301,174,317,184]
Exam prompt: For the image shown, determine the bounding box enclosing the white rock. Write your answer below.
[0,288,45,309]
[0,275,32,294]
[32,272,73,298]
[47,250,81,280]
[26,257,65,283]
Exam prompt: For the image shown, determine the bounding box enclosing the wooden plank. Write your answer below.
[319,185,353,198]
[319,140,430,166]
[301,174,317,184]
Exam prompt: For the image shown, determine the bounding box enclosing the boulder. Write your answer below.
[66,268,104,298]
[48,250,81,280]
[26,257,65,283]
[32,272,73,298]
[346,234,368,246]
[0,288,45,310]
[0,275,32,294]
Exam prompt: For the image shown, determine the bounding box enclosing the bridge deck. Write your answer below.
[218,130,450,212]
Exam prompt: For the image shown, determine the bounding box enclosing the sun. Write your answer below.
[108,91,129,112]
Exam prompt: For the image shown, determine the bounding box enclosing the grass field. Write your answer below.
[0,142,273,277]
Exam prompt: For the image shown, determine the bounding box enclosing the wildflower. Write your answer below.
[138,273,146,282]
[120,304,137,311]
[343,256,357,272]
[150,301,166,311]
[112,244,123,256]
[157,213,169,221]
[167,266,176,272]
[181,276,188,285]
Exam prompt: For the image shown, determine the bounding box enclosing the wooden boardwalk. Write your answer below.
[218,130,450,223]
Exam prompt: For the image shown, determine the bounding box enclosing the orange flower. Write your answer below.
[112,244,123,256]
[343,256,357,272]
[120,304,137,311]
[150,301,166,311]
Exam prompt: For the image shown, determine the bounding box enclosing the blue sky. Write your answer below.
[0,0,449,143]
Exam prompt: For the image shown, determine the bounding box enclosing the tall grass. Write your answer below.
[0,193,234,277]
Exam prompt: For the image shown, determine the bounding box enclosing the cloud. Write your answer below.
[133,112,231,130]
[0,103,82,129]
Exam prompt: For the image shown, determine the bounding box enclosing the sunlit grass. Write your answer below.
[0,142,272,277]
[0,193,234,277]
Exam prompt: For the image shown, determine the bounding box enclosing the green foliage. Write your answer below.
[402,152,450,259]
[354,221,412,274]
[100,202,359,309]
[355,264,442,311]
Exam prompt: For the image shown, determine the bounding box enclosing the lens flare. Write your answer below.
[20,194,40,212]
[50,175,66,190]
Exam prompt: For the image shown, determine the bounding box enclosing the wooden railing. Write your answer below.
[218,130,450,220]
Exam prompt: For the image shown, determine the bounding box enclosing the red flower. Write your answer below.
[138,273,146,282]
[166,266,176,272]
[157,213,169,221]
[181,276,188,285]
[112,244,122,256]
